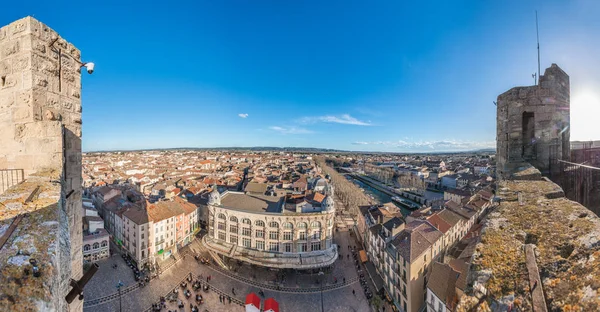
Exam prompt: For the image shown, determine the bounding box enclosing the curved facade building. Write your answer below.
[203,187,338,269]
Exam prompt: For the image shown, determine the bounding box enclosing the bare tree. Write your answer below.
[315,156,373,216]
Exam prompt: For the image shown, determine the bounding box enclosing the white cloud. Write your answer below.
[300,114,371,126]
[351,139,496,151]
[238,113,249,118]
[269,126,313,135]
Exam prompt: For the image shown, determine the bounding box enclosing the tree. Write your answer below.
[315,157,373,215]
[371,295,382,311]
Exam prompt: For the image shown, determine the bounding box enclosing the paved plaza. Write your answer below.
[83,217,376,312]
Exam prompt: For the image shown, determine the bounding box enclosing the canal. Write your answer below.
[347,176,413,217]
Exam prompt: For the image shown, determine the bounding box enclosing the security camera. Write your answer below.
[82,62,95,74]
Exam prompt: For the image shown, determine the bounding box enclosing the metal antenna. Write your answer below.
[536,10,541,85]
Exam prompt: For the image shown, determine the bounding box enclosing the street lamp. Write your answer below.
[116,280,124,312]
[318,271,325,312]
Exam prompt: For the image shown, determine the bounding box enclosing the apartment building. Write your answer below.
[426,260,468,312]
[390,221,443,312]
[121,207,151,267]
[148,201,183,262]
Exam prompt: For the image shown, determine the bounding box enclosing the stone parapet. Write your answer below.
[457,165,600,311]
[0,168,73,311]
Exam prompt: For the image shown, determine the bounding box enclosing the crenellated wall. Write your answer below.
[0,17,84,311]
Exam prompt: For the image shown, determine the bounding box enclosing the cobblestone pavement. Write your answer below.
[84,218,372,312]
[83,253,138,301]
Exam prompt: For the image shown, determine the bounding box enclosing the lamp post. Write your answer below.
[116,280,124,312]
[318,271,325,312]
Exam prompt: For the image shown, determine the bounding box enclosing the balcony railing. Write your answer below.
[0,169,24,194]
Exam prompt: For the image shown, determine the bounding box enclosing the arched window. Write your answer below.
[283,222,293,229]
[269,221,279,228]
[311,221,321,228]
[229,216,238,222]
[93,242,100,249]
[101,241,108,248]
[297,222,307,229]
[84,244,90,251]
[218,213,226,220]
[242,218,251,225]
[255,220,265,227]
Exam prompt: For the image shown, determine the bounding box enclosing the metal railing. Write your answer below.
[0,169,24,194]
[554,159,600,217]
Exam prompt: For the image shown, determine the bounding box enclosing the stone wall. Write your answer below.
[0,169,68,311]
[496,64,570,179]
[0,17,84,311]
[457,166,600,311]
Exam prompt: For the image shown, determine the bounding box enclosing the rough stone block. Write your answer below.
[13,54,31,72]
[62,100,73,111]
[15,90,32,107]
[21,70,33,89]
[69,86,80,99]
[0,59,11,76]
[0,73,19,89]
[1,40,20,58]
[12,106,31,122]
[33,72,49,88]
[10,19,28,35]
[0,93,15,109]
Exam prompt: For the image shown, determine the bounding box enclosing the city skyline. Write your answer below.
[2,1,599,152]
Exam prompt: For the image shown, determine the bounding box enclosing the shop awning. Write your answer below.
[365,261,385,293]
[359,250,368,263]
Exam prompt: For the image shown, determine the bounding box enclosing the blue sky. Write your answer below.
[3,0,600,152]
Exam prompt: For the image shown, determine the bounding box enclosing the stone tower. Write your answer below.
[496,64,570,179]
[0,17,84,311]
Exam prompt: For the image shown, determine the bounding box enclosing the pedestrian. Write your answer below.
[206,276,209,282]
[219,295,222,303]
[232,287,235,295]
[347,254,349,259]
[228,296,231,304]
[343,277,346,283]
[352,289,355,296]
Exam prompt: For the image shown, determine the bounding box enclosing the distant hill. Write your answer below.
[85,146,496,155]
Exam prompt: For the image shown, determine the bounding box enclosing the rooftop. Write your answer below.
[392,220,443,262]
[220,192,283,213]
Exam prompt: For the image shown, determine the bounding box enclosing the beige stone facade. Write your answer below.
[205,191,338,269]
[0,16,85,311]
[83,229,110,263]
